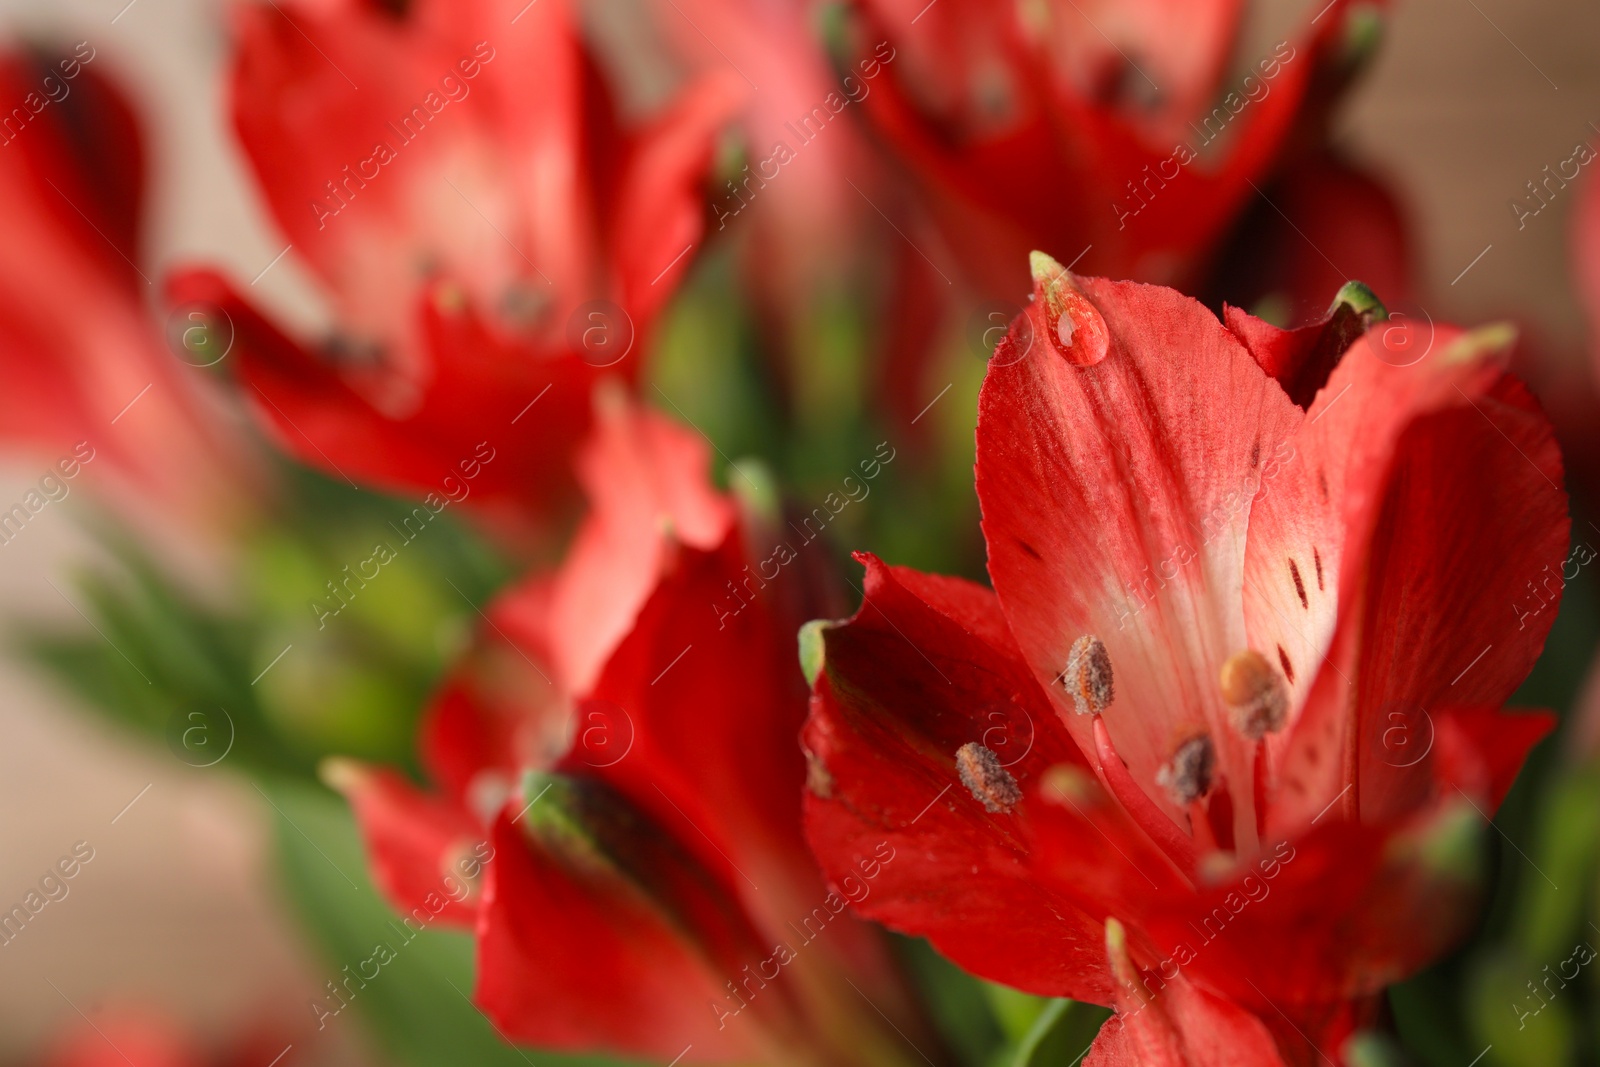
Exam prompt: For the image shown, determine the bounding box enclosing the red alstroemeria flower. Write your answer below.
[0,49,256,532]
[331,397,933,1065]
[170,0,738,531]
[848,0,1384,296]
[643,0,888,354]
[801,254,1568,1064]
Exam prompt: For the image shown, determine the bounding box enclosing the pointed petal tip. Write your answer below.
[1340,3,1388,68]
[1329,280,1388,322]
[1029,250,1067,286]
[1343,1032,1410,1067]
[1103,914,1128,959]
[1442,322,1518,365]
[1103,916,1146,1005]
[798,618,829,688]
[318,755,367,796]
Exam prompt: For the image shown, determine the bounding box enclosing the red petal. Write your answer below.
[854,0,1377,290]
[1250,329,1569,832]
[977,268,1302,850]
[476,537,927,1063]
[476,799,773,1063]
[325,760,485,928]
[1222,284,1387,409]
[545,395,736,692]
[166,268,595,523]
[1116,704,1542,1011]
[576,531,821,932]
[0,56,253,525]
[1086,920,1286,1067]
[609,68,744,323]
[1428,706,1555,812]
[801,553,1122,1001]
[419,662,564,812]
[0,52,145,280]
[228,0,586,334]
[418,398,734,796]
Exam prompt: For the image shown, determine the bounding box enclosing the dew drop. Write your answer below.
[1029,251,1109,367]
[1057,314,1075,347]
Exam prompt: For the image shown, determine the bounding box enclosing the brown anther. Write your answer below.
[955,742,1022,814]
[1154,734,1215,807]
[1220,649,1290,740]
[1058,635,1114,716]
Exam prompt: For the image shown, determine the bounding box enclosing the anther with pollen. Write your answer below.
[955,743,1022,814]
[1220,649,1290,740]
[1057,635,1114,716]
[1155,734,1215,807]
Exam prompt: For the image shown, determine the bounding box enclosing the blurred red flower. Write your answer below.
[40,1004,292,1067]
[847,0,1386,297]
[801,255,1567,1064]
[0,49,256,534]
[171,0,739,536]
[332,396,933,1065]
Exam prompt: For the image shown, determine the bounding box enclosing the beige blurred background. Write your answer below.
[0,0,1596,1060]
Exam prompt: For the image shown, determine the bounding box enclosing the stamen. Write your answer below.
[1155,734,1215,807]
[955,743,1022,814]
[1057,635,1114,716]
[1220,650,1290,740]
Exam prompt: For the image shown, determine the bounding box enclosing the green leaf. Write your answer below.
[894,937,1002,1065]
[1002,998,1110,1067]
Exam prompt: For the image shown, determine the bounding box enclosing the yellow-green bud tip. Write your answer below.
[798,619,829,688]
[1442,322,1518,366]
[1329,280,1387,322]
[1029,250,1067,288]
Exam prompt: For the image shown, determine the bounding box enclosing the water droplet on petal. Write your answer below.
[1029,250,1109,367]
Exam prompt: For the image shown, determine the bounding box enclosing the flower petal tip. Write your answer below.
[1029,250,1067,286]
[798,618,829,688]
[318,755,367,796]
[1340,4,1388,69]
[1442,322,1518,366]
[1342,1031,1410,1067]
[1329,279,1388,322]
